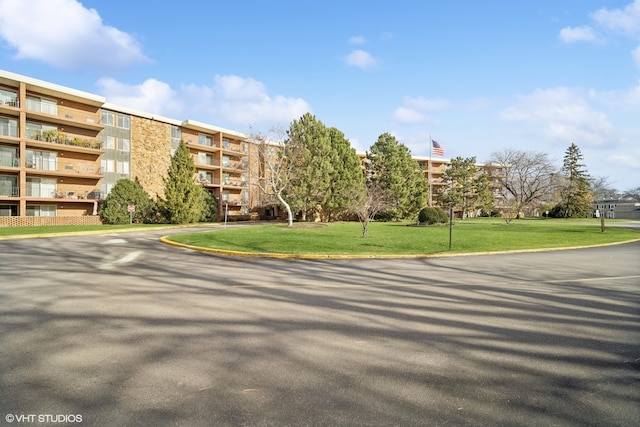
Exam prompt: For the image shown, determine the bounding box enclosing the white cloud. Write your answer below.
[98,74,311,126]
[633,45,640,67]
[349,35,366,45]
[392,96,450,124]
[501,87,613,146]
[592,0,640,37]
[345,49,378,70]
[559,26,599,43]
[0,0,148,70]
[97,78,182,117]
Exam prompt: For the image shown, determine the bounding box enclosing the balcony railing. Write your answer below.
[0,155,19,167]
[0,186,19,197]
[30,131,102,149]
[0,123,19,138]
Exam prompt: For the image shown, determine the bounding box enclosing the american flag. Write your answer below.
[432,140,444,156]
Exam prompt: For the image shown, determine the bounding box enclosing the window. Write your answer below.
[198,134,213,147]
[198,171,212,184]
[0,204,18,216]
[26,204,56,217]
[171,126,181,155]
[223,139,230,149]
[26,96,57,115]
[117,161,130,174]
[0,88,18,106]
[222,156,230,167]
[103,136,115,149]
[101,111,115,126]
[101,159,115,173]
[26,177,56,198]
[221,191,229,202]
[117,114,130,129]
[26,122,56,140]
[0,175,18,197]
[119,138,130,151]
[197,152,213,165]
[0,146,18,167]
[26,150,57,171]
[0,117,18,137]
[223,173,230,184]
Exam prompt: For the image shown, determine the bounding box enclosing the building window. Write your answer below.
[117,114,130,129]
[0,117,18,138]
[117,161,130,174]
[26,150,57,170]
[0,88,18,106]
[26,95,57,115]
[26,204,57,217]
[119,138,130,151]
[0,204,18,216]
[26,122,57,140]
[221,191,229,202]
[0,175,18,197]
[198,134,213,147]
[0,146,18,167]
[101,111,115,126]
[223,139,230,149]
[222,156,230,167]
[102,136,115,149]
[26,177,56,198]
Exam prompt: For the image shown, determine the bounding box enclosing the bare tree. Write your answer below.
[250,127,302,227]
[349,179,390,238]
[590,175,619,201]
[488,149,559,223]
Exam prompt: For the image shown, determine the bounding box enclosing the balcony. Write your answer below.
[0,155,19,168]
[0,186,19,197]
[29,130,102,151]
[0,122,18,139]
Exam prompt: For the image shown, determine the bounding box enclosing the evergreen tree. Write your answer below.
[161,140,205,224]
[99,178,154,224]
[368,133,428,220]
[437,156,493,219]
[323,127,365,220]
[558,143,592,218]
[285,113,334,220]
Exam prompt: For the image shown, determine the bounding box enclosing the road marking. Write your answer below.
[102,238,127,244]
[99,251,142,270]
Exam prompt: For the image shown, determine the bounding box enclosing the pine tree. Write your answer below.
[368,133,428,220]
[99,178,154,224]
[559,143,592,218]
[284,113,334,220]
[437,156,494,219]
[323,127,365,221]
[161,140,205,224]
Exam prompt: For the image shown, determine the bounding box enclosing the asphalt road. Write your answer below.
[1,227,639,426]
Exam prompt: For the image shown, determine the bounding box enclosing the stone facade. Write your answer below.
[130,116,172,200]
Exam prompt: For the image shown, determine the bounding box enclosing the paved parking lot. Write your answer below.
[1,229,639,426]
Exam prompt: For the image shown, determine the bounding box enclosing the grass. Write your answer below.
[0,223,178,237]
[166,218,640,257]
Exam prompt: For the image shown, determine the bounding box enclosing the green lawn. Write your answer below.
[166,218,640,257]
[0,223,177,237]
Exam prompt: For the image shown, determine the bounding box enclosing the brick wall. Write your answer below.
[0,216,103,227]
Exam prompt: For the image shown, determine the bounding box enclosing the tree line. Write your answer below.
[99,111,638,232]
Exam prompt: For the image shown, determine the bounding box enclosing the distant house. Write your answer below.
[591,200,640,220]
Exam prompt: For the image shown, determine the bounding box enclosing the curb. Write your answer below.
[159,235,640,260]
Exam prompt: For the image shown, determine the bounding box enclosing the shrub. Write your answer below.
[418,207,448,225]
[99,179,154,224]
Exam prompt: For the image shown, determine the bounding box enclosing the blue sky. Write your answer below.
[0,0,639,190]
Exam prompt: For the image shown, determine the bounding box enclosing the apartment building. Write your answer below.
[0,70,250,226]
[0,69,504,226]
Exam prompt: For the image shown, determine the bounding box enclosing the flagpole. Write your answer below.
[429,133,433,207]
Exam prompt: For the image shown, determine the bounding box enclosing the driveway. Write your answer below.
[1,228,639,426]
